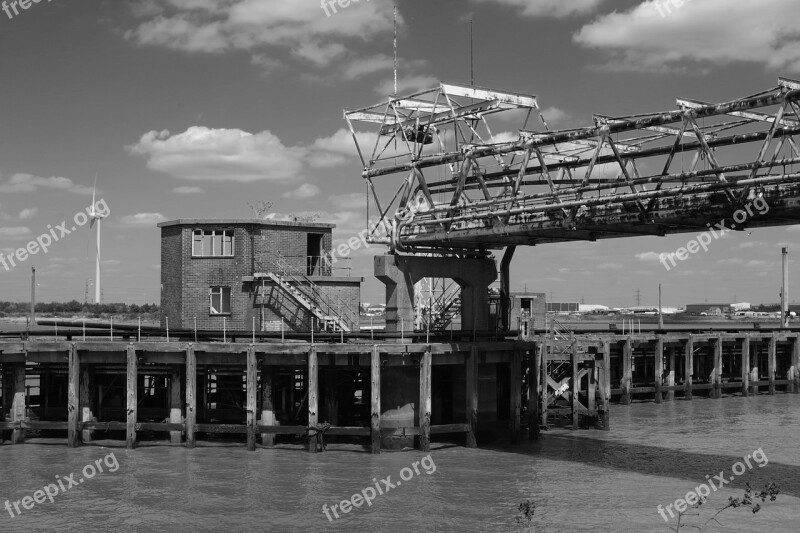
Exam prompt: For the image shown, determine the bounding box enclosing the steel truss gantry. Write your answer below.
[344,77,800,254]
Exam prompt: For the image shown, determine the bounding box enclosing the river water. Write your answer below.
[1,394,798,532]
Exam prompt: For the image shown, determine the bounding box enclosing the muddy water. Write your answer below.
[1,395,798,532]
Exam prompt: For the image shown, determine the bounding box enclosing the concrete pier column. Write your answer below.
[375,255,497,333]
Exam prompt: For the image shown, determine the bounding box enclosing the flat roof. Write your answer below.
[157,218,335,230]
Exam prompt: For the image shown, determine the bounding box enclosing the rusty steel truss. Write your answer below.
[344,77,800,254]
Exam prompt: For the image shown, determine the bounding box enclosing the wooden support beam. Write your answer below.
[186,345,196,448]
[793,336,800,394]
[750,342,760,396]
[741,338,750,397]
[713,335,723,399]
[11,363,26,444]
[260,363,276,447]
[126,345,137,449]
[370,345,381,454]
[509,347,521,444]
[654,337,663,404]
[768,334,776,395]
[169,366,182,444]
[667,347,675,401]
[67,345,79,448]
[601,341,610,430]
[246,346,257,451]
[528,343,540,440]
[540,337,548,429]
[80,364,93,443]
[684,335,694,400]
[419,346,432,451]
[621,338,632,405]
[588,357,597,412]
[466,345,478,448]
[571,340,579,429]
[308,346,318,453]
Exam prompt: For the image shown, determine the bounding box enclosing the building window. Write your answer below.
[193,229,234,257]
[210,287,231,315]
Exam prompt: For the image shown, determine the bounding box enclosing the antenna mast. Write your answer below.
[393,1,398,97]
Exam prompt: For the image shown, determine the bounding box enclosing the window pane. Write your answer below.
[210,288,221,314]
[193,231,203,256]
[203,234,213,256]
[223,232,233,256]
[222,287,231,313]
[211,233,223,256]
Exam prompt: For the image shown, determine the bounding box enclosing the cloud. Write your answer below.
[330,193,365,210]
[374,75,439,97]
[635,251,666,262]
[124,0,396,70]
[120,213,168,226]
[0,174,95,195]
[471,0,604,18]
[173,186,205,194]
[282,183,320,199]
[574,0,800,73]
[128,127,306,182]
[0,226,32,239]
[18,208,38,220]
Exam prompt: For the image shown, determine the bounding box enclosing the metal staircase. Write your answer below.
[255,251,356,332]
[418,280,461,331]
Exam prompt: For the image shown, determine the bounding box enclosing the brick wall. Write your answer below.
[160,226,183,328]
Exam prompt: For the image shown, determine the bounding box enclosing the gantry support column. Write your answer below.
[375,255,497,334]
[67,345,79,448]
[499,246,516,332]
[621,338,632,405]
[370,346,381,454]
[528,343,540,440]
[685,335,694,400]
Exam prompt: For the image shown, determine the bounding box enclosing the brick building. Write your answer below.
[158,219,362,332]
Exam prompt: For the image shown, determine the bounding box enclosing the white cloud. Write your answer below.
[173,186,205,194]
[128,127,306,182]
[635,251,666,262]
[18,208,38,220]
[471,0,603,18]
[574,0,800,73]
[330,193,365,210]
[282,183,320,199]
[120,213,168,226]
[0,174,95,195]
[0,227,32,239]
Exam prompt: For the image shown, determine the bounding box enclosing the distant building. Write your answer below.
[510,292,546,336]
[547,302,579,313]
[685,303,733,316]
[159,219,362,332]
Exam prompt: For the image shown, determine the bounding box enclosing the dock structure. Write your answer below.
[1,330,797,452]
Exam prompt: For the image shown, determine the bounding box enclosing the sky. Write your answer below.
[0,0,799,307]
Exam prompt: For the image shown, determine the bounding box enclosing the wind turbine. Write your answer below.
[88,176,105,304]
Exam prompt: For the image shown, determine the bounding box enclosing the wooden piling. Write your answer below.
[667,347,675,401]
[528,343,540,440]
[126,345,137,449]
[510,347,522,443]
[621,338,632,405]
[170,366,182,444]
[713,335,723,399]
[308,346,318,453]
[465,345,478,448]
[741,338,750,397]
[260,363,276,447]
[11,363,26,444]
[246,346,257,451]
[601,340,610,430]
[370,345,381,454]
[540,337,548,430]
[793,336,800,394]
[419,346,432,451]
[768,334,776,395]
[185,345,196,448]
[80,364,93,443]
[571,340,579,429]
[67,345,79,448]
[654,337,663,404]
[684,335,694,400]
[750,343,760,396]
